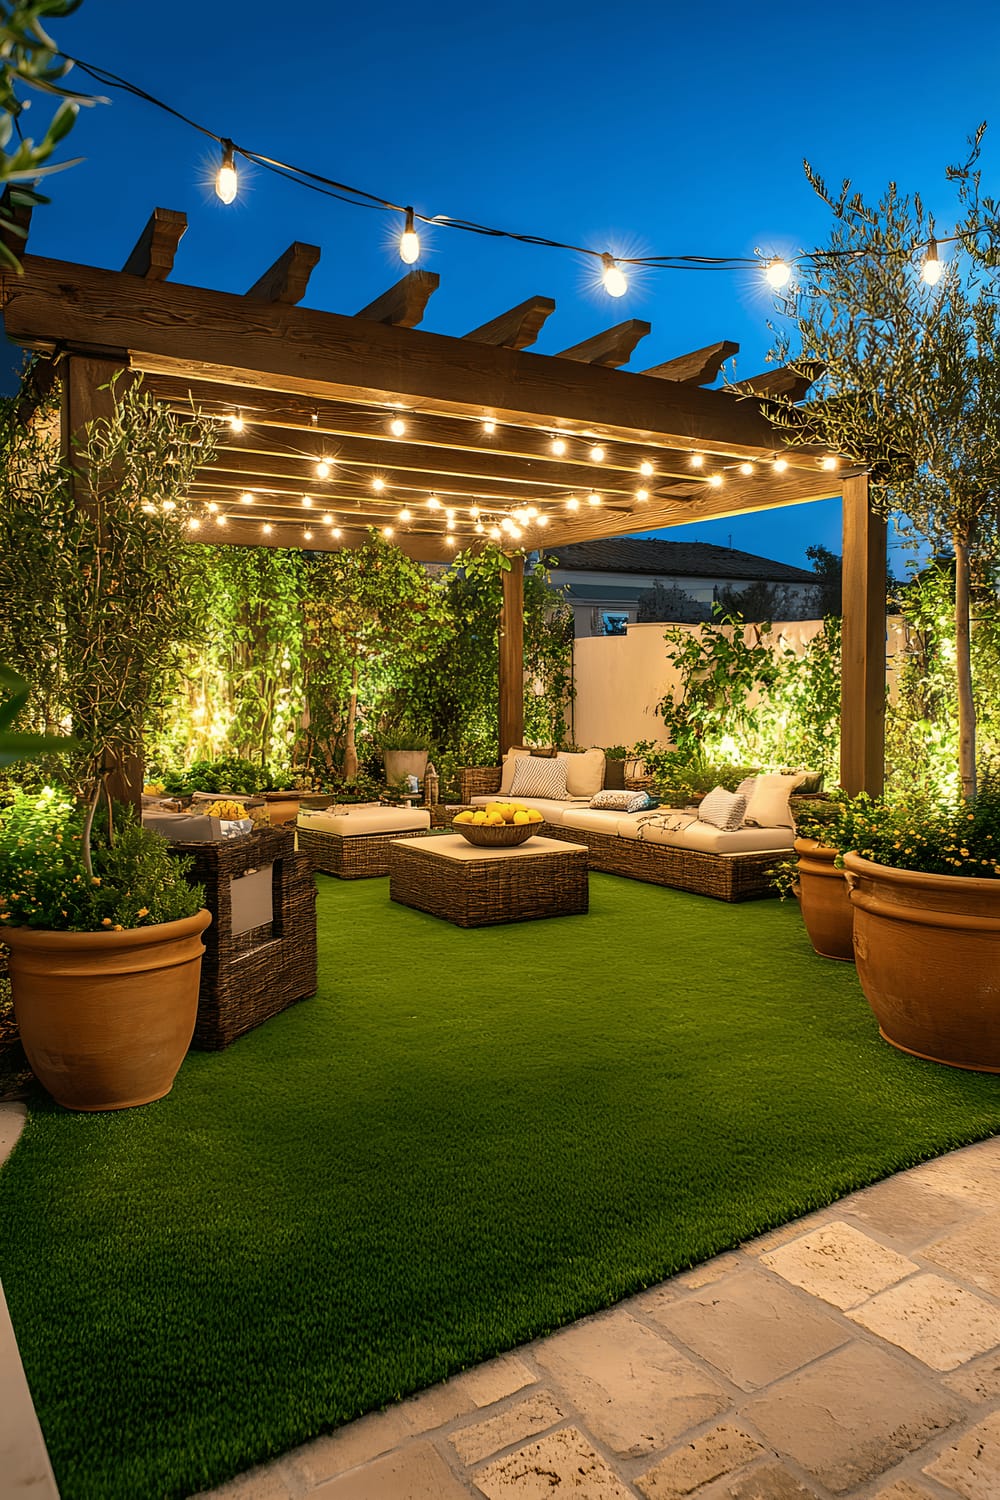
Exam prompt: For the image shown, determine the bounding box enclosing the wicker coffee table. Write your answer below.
[388,834,588,928]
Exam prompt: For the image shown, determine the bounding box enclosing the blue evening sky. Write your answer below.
[17,0,1000,571]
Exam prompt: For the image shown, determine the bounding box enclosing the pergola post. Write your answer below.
[499,555,524,756]
[60,352,144,814]
[840,471,886,796]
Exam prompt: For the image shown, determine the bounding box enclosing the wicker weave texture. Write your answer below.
[540,824,782,903]
[459,766,502,802]
[167,828,318,1048]
[389,841,588,927]
[297,824,429,878]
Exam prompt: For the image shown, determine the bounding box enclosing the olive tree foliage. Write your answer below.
[0,0,99,271]
[768,128,1000,797]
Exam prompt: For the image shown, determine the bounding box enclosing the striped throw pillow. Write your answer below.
[509,755,569,801]
[697,786,748,831]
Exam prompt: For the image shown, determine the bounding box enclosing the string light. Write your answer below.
[332,526,342,538]
[690,454,704,469]
[639,460,654,477]
[708,473,723,488]
[262,522,273,535]
[427,495,441,510]
[773,457,789,473]
[445,534,457,546]
[389,417,407,437]
[398,507,412,522]
[566,496,579,510]
[187,517,201,530]
[240,491,254,504]
[372,477,385,492]
[207,502,219,513]
[739,462,754,476]
[474,521,485,534]
[399,206,420,265]
[382,525,394,538]
[323,512,334,525]
[601,253,628,298]
[215,513,228,526]
[536,515,549,527]
[228,412,245,433]
[635,488,649,501]
[589,445,605,462]
[469,504,480,519]
[315,459,332,479]
[587,492,602,506]
[303,529,313,541]
[482,419,496,435]
[765,258,792,289]
[489,526,502,540]
[215,139,238,204]
[922,238,944,285]
[301,494,313,508]
[550,436,567,456]
[820,456,839,471]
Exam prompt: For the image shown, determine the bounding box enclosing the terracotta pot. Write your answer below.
[794,838,854,962]
[844,852,1000,1072]
[263,791,302,826]
[5,909,212,1111]
[383,749,429,785]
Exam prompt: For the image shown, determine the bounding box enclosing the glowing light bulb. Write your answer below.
[550,436,567,456]
[262,523,273,535]
[922,238,944,285]
[587,492,602,506]
[207,502,219,514]
[382,525,394,538]
[537,515,549,527]
[389,417,407,437]
[240,492,254,505]
[639,460,654,477]
[690,454,704,468]
[501,518,514,534]
[739,462,754,477]
[315,460,332,479]
[228,412,245,433]
[332,527,342,539]
[427,495,441,510]
[489,526,502,540]
[821,456,839,471]
[399,207,420,265]
[187,517,201,530]
[302,494,313,508]
[590,445,606,462]
[601,252,628,298]
[372,477,385,492]
[469,505,480,519]
[708,473,723,488]
[482,418,496,435]
[510,526,523,540]
[303,529,313,541]
[475,521,485,534]
[162,498,176,512]
[765,258,792,289]
[635,488,649,501]
[323,513,334,525]
[216,513,228,526]
[566,496,580,511]
[445,507,455,521]
[215,140,238,205]
[773,457,789,473]
[526,506,538,518]
[446,534,457,546]
[513,508,529,525]
[399,507,412,522]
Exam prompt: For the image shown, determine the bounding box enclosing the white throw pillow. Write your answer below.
[498,747,532,796]
[556,747,606,798]
[697,786,748,831]
[510,756,569,801]
[744,772,806,829]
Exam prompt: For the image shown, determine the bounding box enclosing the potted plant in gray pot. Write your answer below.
[379,727,433,789]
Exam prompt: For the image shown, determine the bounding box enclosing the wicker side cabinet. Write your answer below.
[167,827,318,1049]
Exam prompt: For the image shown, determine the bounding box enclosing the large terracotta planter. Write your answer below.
[844,852,1000,1072]
[4,909,212,1111]
[794,838,854,962]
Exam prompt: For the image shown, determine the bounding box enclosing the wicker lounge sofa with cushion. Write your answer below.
[460,760,801,902]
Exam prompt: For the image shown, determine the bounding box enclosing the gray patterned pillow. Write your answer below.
[697,786,748,831]
[590,790,656,813]
[509,755,569,800]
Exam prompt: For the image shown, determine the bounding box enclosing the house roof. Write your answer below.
[541,537,816,585]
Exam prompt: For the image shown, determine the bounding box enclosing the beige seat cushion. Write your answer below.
[297,806,431,836]
[629,813,792,853]
[559,808,627,835]
[556,747,606,798]
[744,773,806,829]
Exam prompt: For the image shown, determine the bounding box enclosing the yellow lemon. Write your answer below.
[513,810,530,825]
[472,811,488,825]
[527,809,544,823]
[485,802,506,817]
[487,813,506,826]
[453,811,474,825]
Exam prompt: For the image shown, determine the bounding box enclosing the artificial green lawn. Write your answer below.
[2,873,1000,1499]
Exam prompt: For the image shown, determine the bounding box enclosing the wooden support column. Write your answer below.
[60,353,144,813]
[499,555,525,757]
[840,471,886,796]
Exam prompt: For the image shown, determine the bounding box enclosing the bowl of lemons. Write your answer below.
[452,802,545,846]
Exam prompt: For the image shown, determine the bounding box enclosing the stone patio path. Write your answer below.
[4,1106,1000,1498]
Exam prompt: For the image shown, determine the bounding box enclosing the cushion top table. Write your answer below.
[388,834,589,928]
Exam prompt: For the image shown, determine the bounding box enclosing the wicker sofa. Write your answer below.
[459,762,795,903]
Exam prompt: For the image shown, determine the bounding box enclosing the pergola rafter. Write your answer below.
[0,207,885,792]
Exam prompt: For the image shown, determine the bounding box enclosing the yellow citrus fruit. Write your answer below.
[527,809,544,823]
[472,811,488,825]
[513,810,530,824]
[453,811,474,825]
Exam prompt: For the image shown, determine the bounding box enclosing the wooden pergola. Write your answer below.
[0,205,886,793]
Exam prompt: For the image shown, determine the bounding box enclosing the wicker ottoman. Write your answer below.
[297,804,432,878]
[388,834,589,928]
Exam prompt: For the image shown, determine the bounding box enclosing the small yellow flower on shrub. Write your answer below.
[101,917,112,927]
[137,906,149,918]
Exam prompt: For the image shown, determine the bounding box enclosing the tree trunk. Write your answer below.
[954,532,976,800]
[343,660,359,782]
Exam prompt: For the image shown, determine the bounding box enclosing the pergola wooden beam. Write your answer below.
[728,362,825,401]
[840,471,886,796]
[642,340,739,385]
[499,555,525,753]
[2,257,806,459]
[355,269,439,328]
[556,319,652,369]
[246,242,321,305]
[464,296,556,350]
[122,207,187,281]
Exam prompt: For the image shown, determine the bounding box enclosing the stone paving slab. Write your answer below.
[759,1220,919,1310]
[922,1407,1000,1497]
[633,1423,765,1498]
[925,1211,1000,1300]
[471,1426,635,1498]
[847,1272,1000,1371]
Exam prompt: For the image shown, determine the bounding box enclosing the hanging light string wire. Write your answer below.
[62,53,974,279]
